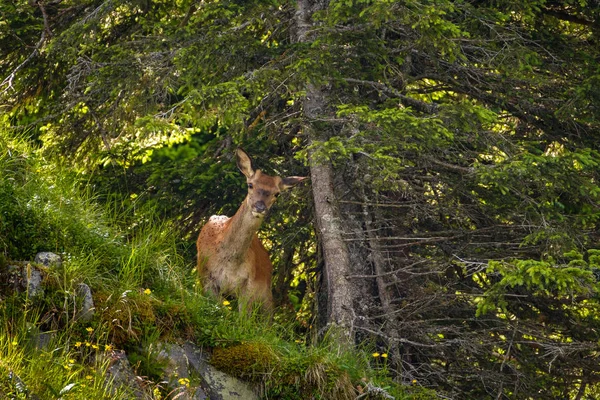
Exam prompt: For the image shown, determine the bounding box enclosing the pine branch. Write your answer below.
[344,78,440,114]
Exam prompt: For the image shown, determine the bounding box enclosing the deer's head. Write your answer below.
[236,148,306,218]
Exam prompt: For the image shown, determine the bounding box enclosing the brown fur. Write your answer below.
[196,149,305,312]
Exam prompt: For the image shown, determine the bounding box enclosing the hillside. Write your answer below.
[0,136,421,399]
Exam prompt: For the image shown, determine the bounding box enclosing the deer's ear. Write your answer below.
[236,148,255,178]
[280,176,307,191]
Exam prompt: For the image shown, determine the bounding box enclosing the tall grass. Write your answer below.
[117,217,190,292]
[0,135,122,263]
[0,286,132,400]
[0,134,193,398]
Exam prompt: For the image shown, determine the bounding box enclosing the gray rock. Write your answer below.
[166,385,208,400]
[3,263,44,297]
[34,252,62,268]
[22,263,44,298]
[156,342,211,400]
[182,342,258,400]
[192,387,208,399]
[75,283,95,322]
[105,350,149,399]
[34,331,54,350]
[157,342,190,387]
[199,362,258,400]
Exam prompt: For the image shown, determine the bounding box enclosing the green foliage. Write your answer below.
[0,137,122,261]
[477,252,597,317]
[126,329,167,383]
[475,146,600,240]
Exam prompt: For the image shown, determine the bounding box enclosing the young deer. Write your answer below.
[196,148,306,312]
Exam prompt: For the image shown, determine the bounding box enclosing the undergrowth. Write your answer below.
[0,134,427,399]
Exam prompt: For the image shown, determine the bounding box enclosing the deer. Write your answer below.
[196,148,306,313]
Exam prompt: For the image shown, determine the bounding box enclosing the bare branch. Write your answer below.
[0,1,52,95]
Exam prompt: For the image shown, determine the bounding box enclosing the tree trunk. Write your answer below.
[295,0,355,342]
[308,141,355,338]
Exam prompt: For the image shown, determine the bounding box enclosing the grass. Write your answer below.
[0,134,426,399]
[0,302,132,399]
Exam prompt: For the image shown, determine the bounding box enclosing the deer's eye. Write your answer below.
[248,183,254,189]
[274,192,280,198]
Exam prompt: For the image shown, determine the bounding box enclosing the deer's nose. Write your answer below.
[253,201,267,214]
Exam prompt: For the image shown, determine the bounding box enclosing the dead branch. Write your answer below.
[1,1,52,95]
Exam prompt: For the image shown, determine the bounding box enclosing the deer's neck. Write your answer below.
[221,197,264,262]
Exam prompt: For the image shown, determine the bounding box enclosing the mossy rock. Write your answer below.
[210,342,276,379]
[212,343,357,400]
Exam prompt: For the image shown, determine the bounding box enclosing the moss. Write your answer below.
[210,342,276,378]
[211,343,357,400]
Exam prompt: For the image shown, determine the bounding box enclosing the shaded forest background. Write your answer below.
[2,0,600,398]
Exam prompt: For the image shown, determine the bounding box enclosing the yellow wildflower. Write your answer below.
[381,353,388,358]
[85,375,93,380]
[372,352,380,358]
[178,377,190,387]
[222,300,231,306]
[74,341,82,347]
[86,327,94,334]
[92,344,99,349]
[144,288,152,295]
[105,344,113,352]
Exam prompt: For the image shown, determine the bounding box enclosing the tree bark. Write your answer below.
[308,140,355,337]
[295,0,355,341]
